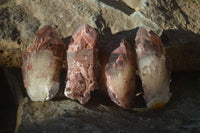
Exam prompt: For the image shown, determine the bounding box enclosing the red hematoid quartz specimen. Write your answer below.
[99,35,136,109]
[64,24,98,104]
[135,27,172,109]
[22,25,66,101]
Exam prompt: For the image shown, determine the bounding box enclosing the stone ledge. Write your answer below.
[3,68,200,133]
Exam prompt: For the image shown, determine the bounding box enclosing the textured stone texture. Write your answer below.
[1,0,200,71]
[140,0,200,71]
[0,0,161,68]
[140,0,200,33]
[5,68,199,133]
[122,0,144,9]
[0,1,40,67]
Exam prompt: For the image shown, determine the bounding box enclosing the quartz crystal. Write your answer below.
[22,26,65,101]
[64,24,98,104]
[99,35,136,109]
[135,27,172,109]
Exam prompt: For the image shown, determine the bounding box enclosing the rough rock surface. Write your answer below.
[140,0,200,33]
[140,0,200,71]
[4,68,199,133]
[1,0,200,71]
[0,0,161,68]
[122,0,145,10]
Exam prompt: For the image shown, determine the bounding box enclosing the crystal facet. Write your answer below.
[135,27,172,109]
[99,35,136,109]
[22,25,65,101]
[64,24,98,104]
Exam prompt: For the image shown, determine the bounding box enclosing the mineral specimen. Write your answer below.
[99,35,136,109]
[64,24,98,104]
[22,25,65,101]
[135,27,172,109]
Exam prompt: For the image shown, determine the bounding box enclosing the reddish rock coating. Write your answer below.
[99,35,136,109]
[64,24,98,104]
[135,27,172,109]
[22,25,66,101]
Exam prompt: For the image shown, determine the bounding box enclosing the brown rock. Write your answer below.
[122,0,144,10]
[99,35,136,109]
[3,68,200,133]
[64,24,98,105]
[140,0,200,33]
[22,25,65,101]
[0,0,162,68]
[1,0,200,71]
[139,0,200,71]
